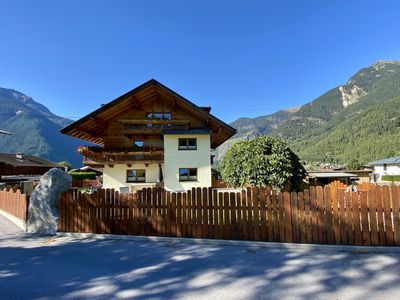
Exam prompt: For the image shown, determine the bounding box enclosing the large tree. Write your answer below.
[219,136,306,190]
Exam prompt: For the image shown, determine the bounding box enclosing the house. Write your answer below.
[61,79,236,192]
[0,153,61,186]
[369,156,400,182]
[307,171,358,186]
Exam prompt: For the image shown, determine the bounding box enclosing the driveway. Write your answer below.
[0,214,400,300]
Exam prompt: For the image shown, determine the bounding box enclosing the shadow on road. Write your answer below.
[0,234,399,299]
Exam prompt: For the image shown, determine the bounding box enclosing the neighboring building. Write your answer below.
[307,171,358,186]
[0,153,61,185]
[369,156,400,182]
[346,169,373,183]
[61,79,236,192]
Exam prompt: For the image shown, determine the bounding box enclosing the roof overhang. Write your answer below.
[308,172,358,178]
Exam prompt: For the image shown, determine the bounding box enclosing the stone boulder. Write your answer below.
[27,168,72,235]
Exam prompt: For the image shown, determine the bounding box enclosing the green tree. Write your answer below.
[347,159,363,170]
[220,136,306,190]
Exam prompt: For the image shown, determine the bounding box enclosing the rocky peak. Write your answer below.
[338,84,367,107]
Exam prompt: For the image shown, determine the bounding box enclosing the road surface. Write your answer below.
[0,214,399,299]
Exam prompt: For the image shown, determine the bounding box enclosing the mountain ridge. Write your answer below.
[222,60,400,165]
[0,87,82,166]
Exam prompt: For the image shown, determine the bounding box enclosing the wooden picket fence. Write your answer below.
[58,185,400,246]
[0,189,29,221]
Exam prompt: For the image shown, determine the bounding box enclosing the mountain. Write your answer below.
[222,60,400,165]
[0,88,82,166]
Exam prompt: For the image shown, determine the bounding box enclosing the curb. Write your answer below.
[56,232,400,253]
[0,209,26,231]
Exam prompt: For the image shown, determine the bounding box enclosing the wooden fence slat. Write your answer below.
[187,190,192,238]
[310,186,319,244]
[192,188,198,238]
[375,186,386,245]
[260,189,267,241]
[223,192,230,240]
[247,188,254,240]
[176,192,182,237]
[208,188,214,239]
[236,191,243,240]
[345,190,355,245]
[324,186,334,244]
[196,188,203,238]
[213,189,219,239]
[218,191,224,239]
[284,191,292,243]
[272,189,279,242]
[304,189,312,243]
[392,186,400,246]
[339,191,348,245]
[182,191,187,237]
[253,188,261,241]
[353,192,363,246]
[332,188,340,244]
[298,191,306,244]
[360,191,371,246]
[241,189,248,241]
[171,192,177,237]
[368,189,379,246]
[383,186,394,246]
[166,191,171,236]
[203,187,209,239]
[290,191,298,243]
[230,192,237,240]
[278,192,285,242]
[316,186,327,244]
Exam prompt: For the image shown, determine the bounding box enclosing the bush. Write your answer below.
[220,136,306,190]
[381,175,400,182]
[69,172,96,180]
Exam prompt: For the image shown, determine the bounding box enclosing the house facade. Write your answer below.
[369,156,400,182]
[61,80,236,192]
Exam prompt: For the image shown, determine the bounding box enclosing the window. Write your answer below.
[133,140,144,149]
[145,112,171,120]
[179,168,197,181]
[127,169,146,183]
[178,138,197,150]
[383,164,387,171]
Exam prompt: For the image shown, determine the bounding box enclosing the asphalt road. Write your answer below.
[0,214,400,300]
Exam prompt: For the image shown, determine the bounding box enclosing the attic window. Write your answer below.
[145,112,171,120]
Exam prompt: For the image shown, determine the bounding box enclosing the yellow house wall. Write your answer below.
[164,134,211,191]
[103,163,161,191]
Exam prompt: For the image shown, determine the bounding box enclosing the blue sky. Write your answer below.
[0,0,400,123]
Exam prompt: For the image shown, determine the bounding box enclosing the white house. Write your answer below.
[369,156,400,182]
[61,79,236,192]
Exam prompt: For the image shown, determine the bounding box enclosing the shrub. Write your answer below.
[69,172,96,180]
[220,136,306,190]
[381,175,400,182]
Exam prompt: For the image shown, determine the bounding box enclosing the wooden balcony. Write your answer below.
[81,146,164,165]
[120,119,190,134]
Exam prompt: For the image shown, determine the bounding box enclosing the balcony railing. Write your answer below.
[120,119,190,133]
[79,146,164,165]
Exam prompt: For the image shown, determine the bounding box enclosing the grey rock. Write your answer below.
[26,168,72,235]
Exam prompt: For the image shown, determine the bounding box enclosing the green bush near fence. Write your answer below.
[382,175,400,182]
[69,172,96,180]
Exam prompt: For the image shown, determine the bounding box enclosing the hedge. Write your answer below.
[69,172,97,180]
[381,175,400,182]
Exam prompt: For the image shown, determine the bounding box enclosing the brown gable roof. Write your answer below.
[61,79,236,148]
[0,153,60,168]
